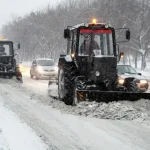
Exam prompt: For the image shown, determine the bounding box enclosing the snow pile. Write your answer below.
[48,85,150,126]
[50,99,150,126]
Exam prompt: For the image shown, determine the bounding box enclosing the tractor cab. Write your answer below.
[78,27,114,57]
[64,19,130,60]
[0,36,22,82]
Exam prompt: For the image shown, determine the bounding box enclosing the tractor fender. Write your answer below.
[65,55,73,62]
[58,55,73,69]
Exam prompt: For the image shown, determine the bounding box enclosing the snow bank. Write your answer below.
[48,84,150,126]
[49,99,150,126]
[26,83,150,127]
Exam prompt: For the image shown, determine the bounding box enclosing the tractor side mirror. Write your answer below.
[126,30,130,40]
[18,43,20,49]
[64,29,70,39]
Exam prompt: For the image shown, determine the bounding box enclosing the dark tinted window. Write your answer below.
[0,42,13,56]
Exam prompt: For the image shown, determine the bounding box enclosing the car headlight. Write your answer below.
[54,66,58,72]
[19,65,24,72]
[140,80,148,84]
[37,66,43,73]
[118,78,125,85]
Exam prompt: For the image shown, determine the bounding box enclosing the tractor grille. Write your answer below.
[0,56,12,65]
[78,56,89,77]
[92,56,117,82]
[77,56,117,82]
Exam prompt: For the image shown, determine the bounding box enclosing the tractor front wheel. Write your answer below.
[125,81,139,92]
[58,64,77,105]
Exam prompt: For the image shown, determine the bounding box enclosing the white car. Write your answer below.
[30,58,58,80]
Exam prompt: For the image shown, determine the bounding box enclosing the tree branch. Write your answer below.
[140,27,150,40]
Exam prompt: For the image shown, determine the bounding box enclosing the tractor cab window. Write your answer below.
[79,29,114,56]
[0,42,13,56]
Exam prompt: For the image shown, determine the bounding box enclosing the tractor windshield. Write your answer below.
[0,42,13,56]
[79,29,114,56]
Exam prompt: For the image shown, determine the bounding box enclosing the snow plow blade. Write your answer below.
[77,90,150,103]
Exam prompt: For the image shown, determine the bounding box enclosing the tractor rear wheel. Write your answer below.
[58,64,77,105]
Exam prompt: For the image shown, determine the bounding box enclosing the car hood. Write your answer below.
[40,66,56,71]
[118,73,146,80]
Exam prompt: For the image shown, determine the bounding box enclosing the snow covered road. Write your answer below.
[0,75,150,150]
[0,99,48,150]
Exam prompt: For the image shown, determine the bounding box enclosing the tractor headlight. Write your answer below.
[95,71,100,76]
[37,66,43,73]
[140,80,148,84]
[118,78,125,85]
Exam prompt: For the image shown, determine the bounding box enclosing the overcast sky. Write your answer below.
[0,0,62,31]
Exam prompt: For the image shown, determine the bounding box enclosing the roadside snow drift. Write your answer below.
[0,100,48,150]
[48,84,150,127]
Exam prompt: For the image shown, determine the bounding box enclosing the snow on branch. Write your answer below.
[123,16,136,24]
[140,27,150,40]
[124,45,143,55]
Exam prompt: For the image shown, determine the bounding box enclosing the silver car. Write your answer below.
[30,58,58,80]
[117,65,149,92]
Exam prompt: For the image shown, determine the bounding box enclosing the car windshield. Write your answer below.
[37,60,54,66]
[117,65,137,74]
[79,29,114,56]
[0,42,13,56]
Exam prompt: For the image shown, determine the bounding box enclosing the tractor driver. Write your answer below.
[80,34,100,55]
[0,45,6,55]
